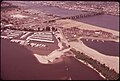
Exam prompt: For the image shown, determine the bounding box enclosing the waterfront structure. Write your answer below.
[27,32,54,43]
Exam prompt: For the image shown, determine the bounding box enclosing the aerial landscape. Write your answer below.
[1,1,119,80]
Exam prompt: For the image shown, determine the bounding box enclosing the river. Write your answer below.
[75,14,119,31]
[1,39,104,80]
[7,1,119,31]
[25,2,119,31]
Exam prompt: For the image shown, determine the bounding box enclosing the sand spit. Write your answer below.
[69,40,119,73]
[33,32,70,64]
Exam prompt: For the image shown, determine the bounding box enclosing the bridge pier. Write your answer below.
[60,11,104,20]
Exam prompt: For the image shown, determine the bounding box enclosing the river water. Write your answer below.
[25,3,88,17]
[81,39,119,56]
[1,39,103,80]
[78,14,119,56]
[75,15,119,31]
[7,1,119,30]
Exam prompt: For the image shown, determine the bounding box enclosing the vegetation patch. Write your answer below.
[70,48,119,80]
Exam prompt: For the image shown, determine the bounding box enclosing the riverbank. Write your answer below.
[56,19,119,38]
[32,28,119,74]
[69,40,119,73]
[70,49,118,80]
[74,14,119,31]
[33,32,70,64]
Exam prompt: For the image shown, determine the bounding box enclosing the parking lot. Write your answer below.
[1,29,59,55]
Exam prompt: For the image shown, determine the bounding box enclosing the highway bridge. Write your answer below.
[44,10,104,23]
[61,11,104,20]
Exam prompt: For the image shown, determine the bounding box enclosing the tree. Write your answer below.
[52,27,55,31]
[46,26,50,31]
[55,28,57,31]
[38,28,40,31]
[23,28,27,31]
[68,45,70,48]
[58,37,61,42]
[42,28,45,31]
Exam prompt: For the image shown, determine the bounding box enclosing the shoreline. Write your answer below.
[69,40,119,73]
[74,57,106,79]
[1,28,118,79]
[33,32,70,64]
[56,19,119,37]
[33,22,119,73]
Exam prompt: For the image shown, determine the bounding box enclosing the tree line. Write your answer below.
[70,48,119,80]
[1,26,57,32]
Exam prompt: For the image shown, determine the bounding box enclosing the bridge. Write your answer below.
[60,11,104,20]
[44,10,104,23]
